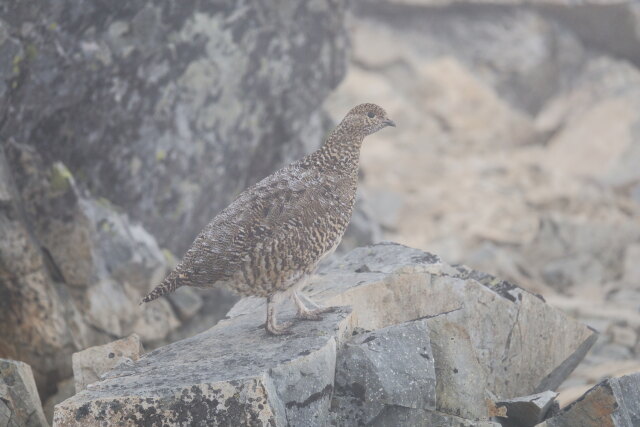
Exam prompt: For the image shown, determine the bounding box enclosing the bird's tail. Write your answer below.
[140,270,184,304]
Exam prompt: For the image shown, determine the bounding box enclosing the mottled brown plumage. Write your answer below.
[142,103,395,334]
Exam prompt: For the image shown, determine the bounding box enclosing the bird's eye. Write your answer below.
[367,112,375,118]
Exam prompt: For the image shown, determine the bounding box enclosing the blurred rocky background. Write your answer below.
[2,0,640,424]
[325,0,640,408]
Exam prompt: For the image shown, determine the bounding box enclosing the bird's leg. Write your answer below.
[266,294,293,335]
[293,291,335,321]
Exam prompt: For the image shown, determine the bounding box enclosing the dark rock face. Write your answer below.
[0,0,348,400]
[0,0,348,255]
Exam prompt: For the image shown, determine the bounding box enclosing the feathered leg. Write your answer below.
[266,293,293,335]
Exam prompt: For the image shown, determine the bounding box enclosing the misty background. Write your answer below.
[1,0,639,421]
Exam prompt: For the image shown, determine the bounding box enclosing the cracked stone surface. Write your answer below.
[331,319,437,424]
[54,243,597,425]
[0,358,48,427]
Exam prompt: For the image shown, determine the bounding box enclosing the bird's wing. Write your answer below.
[178,164,352,286]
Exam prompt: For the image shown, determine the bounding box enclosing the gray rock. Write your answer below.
[54,301,352,427]
[351,0,586,114]
[495,390,558,427]
[542,372,640,427]
[369,406,501,427]
[55,243,597,425]
[0,0,348,256]
[72,334,144,393]
[0,143,176,398]
[332,320,436,424]
[315,243,597,419]
[167,287,204,322]
[0,359,48,427]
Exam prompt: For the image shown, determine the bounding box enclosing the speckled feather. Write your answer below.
[142,103,394,302]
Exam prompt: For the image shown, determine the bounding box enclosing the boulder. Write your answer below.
[541,372,640,427]
[54,243,597,426]
[0,358,48,427]
[72,334,144,393]
[331,320,437,424]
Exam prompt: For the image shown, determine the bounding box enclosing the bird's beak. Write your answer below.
[383,118,396,127]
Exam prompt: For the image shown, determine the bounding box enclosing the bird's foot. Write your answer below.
[296,305,336,321]
[266,320,293,336]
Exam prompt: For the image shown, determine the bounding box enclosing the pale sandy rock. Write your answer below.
[0,359,48,427]
[72,334,144,393]
[416,57,535,149]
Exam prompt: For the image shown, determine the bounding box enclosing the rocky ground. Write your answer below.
[325,0,640,407]
[50,244,608,426]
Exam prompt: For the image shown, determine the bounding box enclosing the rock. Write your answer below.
[348,0,586,114]
[0,358,48,427]
[42,378,75,425]
[542,372,640,427]
[331,320,436,424]
[55,304,353,427]
[167,287,204,322]
[72,334,144,393]
[623,244,640,285]
[0,0,348,257]
[494,390,558,427]
[523,215,640,292]
[0,143,175,398]
[369,407,502,427]
[55,243,597,425]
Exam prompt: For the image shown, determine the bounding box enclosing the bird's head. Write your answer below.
[341,103,396,136]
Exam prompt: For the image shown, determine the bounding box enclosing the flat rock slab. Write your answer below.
[54,243,597,426]
[0,358,48,427]
[541,372,640,427]
[54,305,353,426]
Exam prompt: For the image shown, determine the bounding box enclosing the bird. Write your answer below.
[141,103,396,335]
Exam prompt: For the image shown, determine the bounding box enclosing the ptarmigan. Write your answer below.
[142,103,395,335]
